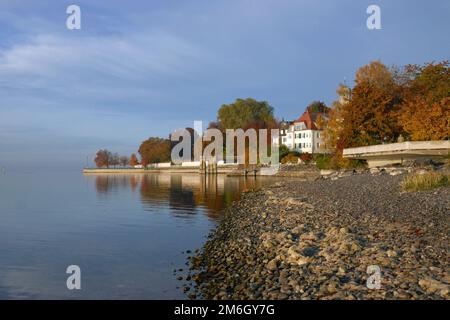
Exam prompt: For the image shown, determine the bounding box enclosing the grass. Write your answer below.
[400,171,450,192]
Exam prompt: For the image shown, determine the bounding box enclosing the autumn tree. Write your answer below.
[138,137,171,165]
[321,83,352,148]
[346,61,404,146]
[94,149,112,168]
[130,153,139,166]
[323,60,404,154]
[397,61,450,140]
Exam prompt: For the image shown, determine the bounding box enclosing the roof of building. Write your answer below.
[293,105,330,130]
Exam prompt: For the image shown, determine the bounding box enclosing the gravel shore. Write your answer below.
[188,169,449,300]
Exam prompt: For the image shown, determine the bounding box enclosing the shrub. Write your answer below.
[400,172,449,192]
[279,145,290,161]
[281,152,300,164]
[313,153,367,170]
[299,152,313,163]
[314,154,335,169]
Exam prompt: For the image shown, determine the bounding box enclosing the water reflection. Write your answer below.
[94,173,271,219]
[0,172,284,299]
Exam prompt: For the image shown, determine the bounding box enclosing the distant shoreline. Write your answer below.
[82,167,235,174]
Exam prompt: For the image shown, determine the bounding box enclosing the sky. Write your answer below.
[0,0,449,170]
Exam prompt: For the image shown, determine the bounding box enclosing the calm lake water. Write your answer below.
[0,171,281,299]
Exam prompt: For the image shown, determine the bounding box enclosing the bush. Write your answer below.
[281,152,300,164]
[313,153,367,170]
[299,152,313,163]
[400,172,449,192]
[279,145,290,161]
[314,154,335,169]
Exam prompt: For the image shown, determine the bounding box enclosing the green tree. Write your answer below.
[217,98,276,130]
[306,100,328,113]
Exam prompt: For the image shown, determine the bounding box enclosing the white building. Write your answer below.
[274,105,329,154]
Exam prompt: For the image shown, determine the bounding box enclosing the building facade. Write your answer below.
[274,105,329,154]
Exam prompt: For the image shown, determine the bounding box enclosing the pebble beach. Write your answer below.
[187,167,450,300]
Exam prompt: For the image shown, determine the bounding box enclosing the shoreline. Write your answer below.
[82,164,324,178]
[82,167,234,174]
[186,166,449,300]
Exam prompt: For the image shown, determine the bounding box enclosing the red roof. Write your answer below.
[294,106,329,130]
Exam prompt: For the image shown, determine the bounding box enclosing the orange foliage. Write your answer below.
[398,97,450,141]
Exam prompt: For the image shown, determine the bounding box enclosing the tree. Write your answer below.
[324,61,404,151]
[138,137,171,165]
[397,61,450,140]
[110,153,120,168]
[345,61,403,146]
[398,97,449,140]
[307,101,328,113]
[321,84,351,151]
[130,153,139,166]
[120,156,129,167]
[214,98,279,165]
[94,149,112,168]
[217,98,276,130]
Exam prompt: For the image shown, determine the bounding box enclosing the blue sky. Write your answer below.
[0,0,449,170]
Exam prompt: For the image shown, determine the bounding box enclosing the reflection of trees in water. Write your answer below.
[95,175,137,194]
[167,175,196,212]
[139,174,242,218]
[95,173,274,219]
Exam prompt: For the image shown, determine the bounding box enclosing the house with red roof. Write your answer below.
[274,105,330,154]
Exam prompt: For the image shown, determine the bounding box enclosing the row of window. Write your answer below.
[282,132,320,143]
[293,142,320,149]
[291,132,321,139]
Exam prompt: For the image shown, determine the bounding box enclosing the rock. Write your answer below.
[188,170,449,300]
[266,259,278,271]
[389,170,404,176]
[386,250,398,258]
[320,170,337,176]
[418,278,449,297]
[296,257,310,266]
[302,246,319,257]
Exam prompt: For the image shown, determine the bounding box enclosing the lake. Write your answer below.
[0,171,281,299]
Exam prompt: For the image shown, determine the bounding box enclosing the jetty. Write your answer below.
[343,140,450,168]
